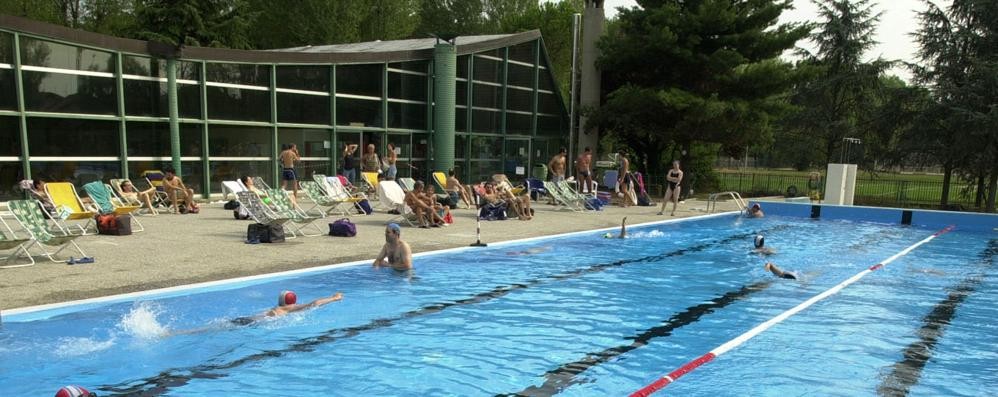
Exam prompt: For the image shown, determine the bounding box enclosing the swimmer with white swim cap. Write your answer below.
[752,234,776,255]
[604,217,627,239]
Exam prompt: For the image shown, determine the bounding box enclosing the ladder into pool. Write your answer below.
[706,191,747,214]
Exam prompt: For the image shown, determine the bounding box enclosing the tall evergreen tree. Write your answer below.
[912,0,998,211]
[589,0,808,187]
[133,0,254,49]
[782,0,891,168]
[358,0,421,42]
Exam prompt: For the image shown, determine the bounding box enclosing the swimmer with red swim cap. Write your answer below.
[56,385,96,397]
[227,290,343,326]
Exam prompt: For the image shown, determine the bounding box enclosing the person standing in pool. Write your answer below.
[764,262,797,280]
[747,203,765,218]
[373,223,413,271]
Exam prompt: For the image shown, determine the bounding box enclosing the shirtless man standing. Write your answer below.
[373,223,413,271]
[576,147,593,194]
[280,143,300,199]
[548,147,568,183]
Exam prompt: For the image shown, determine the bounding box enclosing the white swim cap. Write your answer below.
[754,235,765,248]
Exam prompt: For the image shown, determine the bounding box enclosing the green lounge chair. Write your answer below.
[266,188,324,237]
[7,200,87,263]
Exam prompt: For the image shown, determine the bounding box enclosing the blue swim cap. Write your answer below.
[387,223,401,234]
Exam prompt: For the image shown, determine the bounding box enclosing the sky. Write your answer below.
[599,0,952,81]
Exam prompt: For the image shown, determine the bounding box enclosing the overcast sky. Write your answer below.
[599,0,951,81]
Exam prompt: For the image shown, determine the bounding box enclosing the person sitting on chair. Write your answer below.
[120,180,158,215]
[422,183,452,225]
[162,167,199,214]
[404,181,446,228]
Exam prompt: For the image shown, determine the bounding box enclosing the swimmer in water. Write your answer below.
[507,246,553,256]
[169,290,343,335]
[764,262,797,280]
[603,217,627,239]
[752,234,776,256]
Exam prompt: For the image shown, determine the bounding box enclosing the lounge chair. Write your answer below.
[432,172,448,192]
[313,174,365,212]
[301,181,349,217]
[377,181,418,227]
[81,182,145,232]
[266,188,324,237]
[131,176,169,209]
[0,203,35,268]
[398,177,416,192]
[525,178,548,201]
[236,191,291,228]
[543,181,586,212]
[7,200,87,263]
[141,170,172,207]
[222,180,246,201]
[44,182,97,235]
[361,172,380,198]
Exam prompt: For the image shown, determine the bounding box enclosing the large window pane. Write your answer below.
[538,93,562,115]
[387,102,426,130]
[208,125,272,157]
[31,162,121,186]
[209,161,272,192]
[207,86,270,121]
[277,92,329,124]
[22,72,117,114]
[456,80,468,106]
[506,88,533,112]
[124,81,201,118]
[0,33,14,110]
[469,160,500,184]
[276,65,329,92]
[278,127,330,159]
[336,64,382,97]
[336,98,382,127]
[472,83,500,109]
[472,57,502,83]
[387,72,426,101]
[126,122,202,157]
[538,71,556,92]
[296,160,331,180]
[470,135,502,160]
[457,56,469,79]
[506,113,532,135]
[0,162,20,200]
[504,139,530,181]
[0,116,21,156]
[472,109,500,133]
[507,63,534,88]
[455,135,467,160]
[27,118,119,156]
[456,108,467,132]
[538,115,566,136]
[206,63,269,86]
[508,42,535,64]
[19,37,113,72]
[388,61,427,73]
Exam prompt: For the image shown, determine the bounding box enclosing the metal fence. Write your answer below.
[714,172,981,210]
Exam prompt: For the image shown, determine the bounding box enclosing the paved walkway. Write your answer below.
[1,198,742,310]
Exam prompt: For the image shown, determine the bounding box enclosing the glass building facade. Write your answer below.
[0,16,569,199]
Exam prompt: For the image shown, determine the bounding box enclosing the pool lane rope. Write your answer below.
[630,225,955,397]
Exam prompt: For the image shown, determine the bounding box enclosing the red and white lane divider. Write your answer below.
[630,225,955,397]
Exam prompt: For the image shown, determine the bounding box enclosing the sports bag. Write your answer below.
[355,199,373,215]
[328,218,357,237]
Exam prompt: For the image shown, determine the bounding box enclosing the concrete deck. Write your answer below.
[0,198,742,311]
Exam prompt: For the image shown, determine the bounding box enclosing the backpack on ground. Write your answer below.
[97,214,132,235]
[223,200,239,210]
[328,218,357,237]
[355,199,373,215]
[247,223,285,243]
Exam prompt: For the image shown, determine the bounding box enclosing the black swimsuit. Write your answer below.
[668,170,680,190]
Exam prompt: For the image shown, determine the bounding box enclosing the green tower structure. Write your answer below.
[432,43,456,174]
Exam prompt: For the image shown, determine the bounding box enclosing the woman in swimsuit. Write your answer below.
[658,160,684,216]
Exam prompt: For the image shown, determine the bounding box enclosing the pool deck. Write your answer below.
[0,197,742,311]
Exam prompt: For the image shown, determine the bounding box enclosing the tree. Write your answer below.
[246,0,369,49]
[133,0,255,49]
[358,0,421,42]
[782,0,891,168]
[415,0,489,37]
[589,0,808,191]
[912,0,998,211]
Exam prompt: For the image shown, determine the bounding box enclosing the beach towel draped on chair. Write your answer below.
[378,181,418,227]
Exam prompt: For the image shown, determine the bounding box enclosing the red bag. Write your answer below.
[444,212,453,224]
[96,214,118,235]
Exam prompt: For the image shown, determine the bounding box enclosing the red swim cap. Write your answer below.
[278,290,297,306]
[55,385,93,397]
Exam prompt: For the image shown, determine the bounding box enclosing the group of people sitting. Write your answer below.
[20,167,199,217]
[403,180,453,228]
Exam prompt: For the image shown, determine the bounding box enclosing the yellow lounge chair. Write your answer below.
[44,182,97,235]
[432,171,448,192]
[361,172,380,198]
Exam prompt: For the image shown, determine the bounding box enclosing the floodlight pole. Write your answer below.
[569,13,581,161]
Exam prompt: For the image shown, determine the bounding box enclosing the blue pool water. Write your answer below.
[2,214,996,396]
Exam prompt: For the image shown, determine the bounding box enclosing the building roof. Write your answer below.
[0,14,541,63]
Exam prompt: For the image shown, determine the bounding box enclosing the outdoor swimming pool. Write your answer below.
[2,212,996,396]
